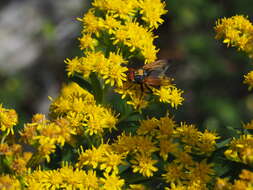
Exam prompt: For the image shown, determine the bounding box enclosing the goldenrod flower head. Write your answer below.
[137,117,159,136]
[92,0,139,20]
[153,85,184,108]
[25,165,99,190]
[243,120,253,129]
[243,71,253,90]
[78,9,101,36]
[197,130,219,154]
[100,172,125,190]
[162,162,185,184]
[77,145,106,169]
[102,14,121,34]
[139,0,168,28]
[131,153,158,177]
[159,139,178,160]
[0,175,21,190]
[187,160,214,185]
[65,57,82,77]
[129,184,149,190]
[102,59,128,87]
[225,134,253,164]
[100,150,126,174]
[215,15,253,58]
[174,123,200,151]
[79,33,98,51]
[112,21,158,63]
[0,104,18,135]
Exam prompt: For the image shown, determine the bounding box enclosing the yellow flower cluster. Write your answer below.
[65,0,182,111]
[0,104,18,135]
[215,15,253,92]
[25,164,124,190]
[20,114,76,162]
[0,175,21,190]
[225,134,253,165]
[111,116,218,185]
[214,170,253,190]
[215,15,253,58]
[50,82,118,136]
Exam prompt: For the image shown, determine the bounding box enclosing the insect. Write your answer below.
[127,59,172,92]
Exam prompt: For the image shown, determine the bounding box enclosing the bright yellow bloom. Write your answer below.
[100,150,126,174]
[187,160,214,185]
[92,0,139,20]
[102,60,128,87]
[112,21,158,63]
[65,57,82,77]
[137,117,159,136]
[197,130,219,154]
[131,153,158,177]
[25,165,99,190]
[79,33,97,51]
[78,9,101,36]
[244,71,253,90]
[100,172,125,190]
[162,162,185,184]
[215,15,253,58]
[0,175,21,190]
[77,146,105,169]
[0,104,18,135]
[139,0,168,28]
[225,134,253,164]
[174,123,200,150]
[128,184,149,190]
[159,139,178,160]
[153,85,184,108]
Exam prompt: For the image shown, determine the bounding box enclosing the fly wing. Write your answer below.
[144,59,171,79]
[143,59,170,70]
[144,76,172,86]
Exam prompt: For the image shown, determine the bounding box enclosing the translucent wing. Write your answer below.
[142,59,170,70]
[143,59,171,78]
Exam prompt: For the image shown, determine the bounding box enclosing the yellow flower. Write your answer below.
[131,153,158,177]
[139,0,168,28]
[100,150,126,174]
[137,117,159,136]
[215,15,253,58]
[76,146,105,169]
[128,184,149,190]
[243,120,253,129]
[102,60,128,87]
[65,57,82,77]
[0,175,21,190]
[92,0,139,20]
[187,160,214,185]
[38,142,56,162]
[243,71,253,90]
[225,135,253,164]
[79,33,97,51]
[102,14,121,34]
[0,104,18,135]
[100,172,125,190]
[159,139,178,160]
[162,162,185,184]
[153,85,184,108]
[78,9,101,36]
[197,130,219,154]
[112,21,158,63]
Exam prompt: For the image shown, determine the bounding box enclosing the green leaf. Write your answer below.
[216,138,231,149]
[70,75,93,94]
[90,72,103,103]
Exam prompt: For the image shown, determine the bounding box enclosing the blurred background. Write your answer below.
[0,0,253,137]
